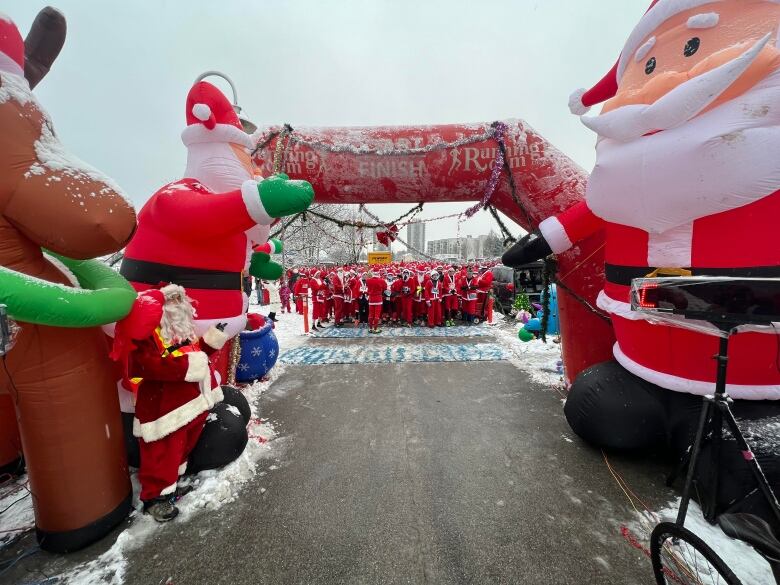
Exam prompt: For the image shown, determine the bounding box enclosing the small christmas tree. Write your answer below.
[513,291,532,313]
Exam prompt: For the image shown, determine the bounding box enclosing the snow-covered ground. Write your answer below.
[628,500,775,584]
[492,321,565,389]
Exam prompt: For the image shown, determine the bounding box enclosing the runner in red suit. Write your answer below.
[460,268,479,324]
[424,270,443,328]
[366,272,387,334]
[329,269,345,327]
[442,267,458,326]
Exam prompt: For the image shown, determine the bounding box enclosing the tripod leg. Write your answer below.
[676,398,713,527]
[705,405,723,523]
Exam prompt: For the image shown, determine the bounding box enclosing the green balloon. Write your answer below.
[0,252,136,327]
[518,328,535,342]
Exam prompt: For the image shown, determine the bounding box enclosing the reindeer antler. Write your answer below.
[24,6,67,90]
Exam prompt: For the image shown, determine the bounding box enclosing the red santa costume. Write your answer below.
[442,269,458,322]
[121,285,229,504]
[329,269,345,325]
[366,273,387,332]
[424,270,443,328]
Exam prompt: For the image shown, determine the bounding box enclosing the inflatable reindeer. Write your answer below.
[0,9,137,552]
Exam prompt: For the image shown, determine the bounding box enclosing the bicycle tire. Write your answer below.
[650,522,743,585]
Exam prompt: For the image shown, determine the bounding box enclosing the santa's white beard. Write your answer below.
[184,142,251,193]
[586,67,780,235]
[160,299,198,345]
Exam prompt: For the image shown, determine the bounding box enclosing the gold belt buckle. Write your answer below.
[645,267,693,278]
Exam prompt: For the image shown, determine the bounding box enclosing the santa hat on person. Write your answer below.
[568,0,722,115]
[182,80,254,149]
[0,14,25,78]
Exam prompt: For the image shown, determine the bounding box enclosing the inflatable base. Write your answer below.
[0,456,24,478]
[36,492,132,553]
[565,360,780,531]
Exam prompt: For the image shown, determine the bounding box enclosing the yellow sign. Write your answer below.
[368,251,393,265]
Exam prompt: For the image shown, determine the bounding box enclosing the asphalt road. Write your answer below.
[120,335,669,585]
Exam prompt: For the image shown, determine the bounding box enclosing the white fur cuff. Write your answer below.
[241,180,273,225]
[203,326,229,350]
[539,216,574,254]
[185,351,210,382]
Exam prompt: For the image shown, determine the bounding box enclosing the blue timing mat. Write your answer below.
[279,343,511,366]
[310,325,491,338]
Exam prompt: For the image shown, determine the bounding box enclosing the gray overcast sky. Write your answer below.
[7,0,645,244]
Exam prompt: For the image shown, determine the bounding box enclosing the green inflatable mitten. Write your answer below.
[518,328,535,342]
[249,252,283,281]
[258,173,314,218]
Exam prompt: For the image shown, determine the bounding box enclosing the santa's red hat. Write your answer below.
[568,0,724,115]
[0,13,25,78]
[182,80,254,149]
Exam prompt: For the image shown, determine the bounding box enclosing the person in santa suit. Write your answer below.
[397,269,415,327]
[442,267,458,327]
[476,265,494,321]
[118,80,313,472]
[424,269,443,328]
[312,271,327,329]
[365,270,387,334]
[328,268,345,327]
[503,0,780,527]
[460,266,479,324]
[292,269,311,317]
[116,285,231,522]
[413,268,426,324]
[355,271,370,327]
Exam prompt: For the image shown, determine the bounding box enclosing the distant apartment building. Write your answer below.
[406,221,426,257]
[426,234,492,261]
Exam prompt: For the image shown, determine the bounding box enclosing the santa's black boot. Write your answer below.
[143,497,179,522]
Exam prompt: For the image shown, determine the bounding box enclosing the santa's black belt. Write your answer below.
[605,264,780,287]
[120,258,243,291]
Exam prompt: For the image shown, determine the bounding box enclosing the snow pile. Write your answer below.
[630,500,774,584]
[0,477,34,548]
[492,322,564,387]
[57,341,291,583]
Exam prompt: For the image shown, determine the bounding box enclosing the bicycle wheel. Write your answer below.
[650,522,742,585]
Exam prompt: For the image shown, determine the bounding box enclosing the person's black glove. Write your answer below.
[502,230,553,267]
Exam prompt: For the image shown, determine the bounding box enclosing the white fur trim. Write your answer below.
[241,180,273,225]
[178,462,188,475]
[646,223,693,267]
[618,0,725,79]
[613,342,780,400]
[192,103,212,121]
[634,36,657,63]
[568,88,590,116]
[133,393,210,442]
[160,482,178,496]
[181,122,254,149]
[185,351,209,383]
[0,52,23,78]
[687,12,719,29]
[203,326,229,350]
[538,216,573,254]
[202,384,224,410]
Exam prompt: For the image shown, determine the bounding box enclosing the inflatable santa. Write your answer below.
[119,79,313,471]
[503,0,780,527]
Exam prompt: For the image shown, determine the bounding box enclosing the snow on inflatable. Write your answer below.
[0,10,138,552]
[119,79,313,472]
[503,0,780,527]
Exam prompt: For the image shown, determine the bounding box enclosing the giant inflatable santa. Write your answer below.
[119,80,313,470]
[503,0,780,527]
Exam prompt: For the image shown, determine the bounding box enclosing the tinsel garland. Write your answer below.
[463,121,507,218]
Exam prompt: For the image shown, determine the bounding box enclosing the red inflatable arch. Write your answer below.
[254,120,613,381]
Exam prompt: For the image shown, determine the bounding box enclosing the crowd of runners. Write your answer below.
[277,262,499,333]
